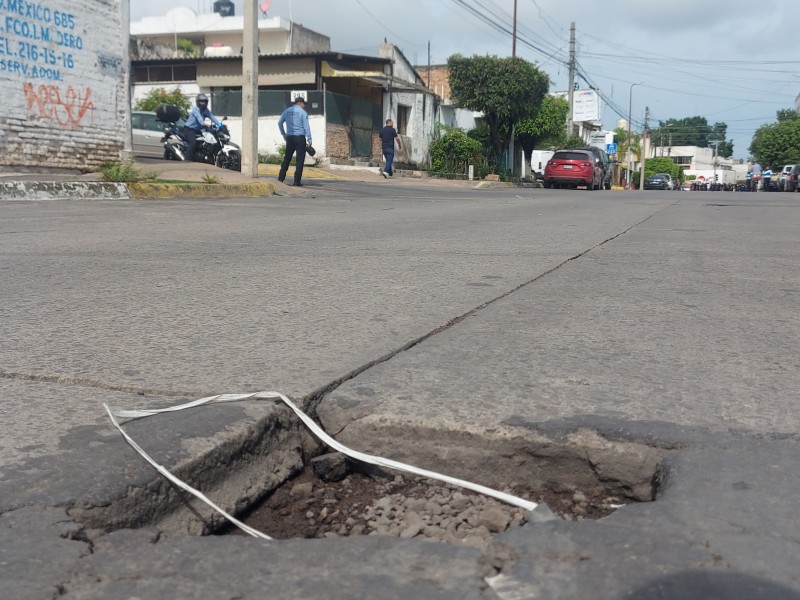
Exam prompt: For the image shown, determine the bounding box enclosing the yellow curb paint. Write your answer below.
[128,183,275,199]
[257,164,345,180]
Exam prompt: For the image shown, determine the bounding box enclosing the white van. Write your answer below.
[529,150,555,180]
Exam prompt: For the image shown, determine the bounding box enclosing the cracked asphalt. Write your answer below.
[1,181,799,599]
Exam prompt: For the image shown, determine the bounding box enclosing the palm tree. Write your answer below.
[615,126,642,185]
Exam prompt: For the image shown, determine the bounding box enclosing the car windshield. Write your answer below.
[553,152,589,161]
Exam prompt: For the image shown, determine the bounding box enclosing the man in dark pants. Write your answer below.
[378,118,402,178]
[278,96,312,187]
[762,165,772,192]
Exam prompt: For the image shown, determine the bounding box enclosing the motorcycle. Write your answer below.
[156,104,241,171]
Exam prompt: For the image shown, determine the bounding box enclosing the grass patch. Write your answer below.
[201,172,222,184]
[100,161,158,183]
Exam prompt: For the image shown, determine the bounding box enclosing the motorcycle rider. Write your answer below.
[183,93,221,162]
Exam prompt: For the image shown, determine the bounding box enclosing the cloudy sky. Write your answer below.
[131,0,800,159]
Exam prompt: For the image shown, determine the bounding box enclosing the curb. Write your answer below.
[0,181,130,201]
[0,181,276,201]
[128,182,275,199]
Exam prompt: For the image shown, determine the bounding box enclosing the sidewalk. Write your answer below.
[0,157,517,201]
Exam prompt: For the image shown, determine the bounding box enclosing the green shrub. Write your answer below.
[135,87,191,119]
[430,125,484,174]
[176,38,196,55]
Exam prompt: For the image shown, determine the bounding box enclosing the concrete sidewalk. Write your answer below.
[0,157,512,201]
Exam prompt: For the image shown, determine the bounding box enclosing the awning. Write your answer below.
[321,60,432,95]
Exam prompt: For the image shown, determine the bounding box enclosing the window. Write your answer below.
[396,104,410,135]
[132,64,197,83]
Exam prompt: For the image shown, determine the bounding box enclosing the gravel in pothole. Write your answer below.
[230,454,626,547]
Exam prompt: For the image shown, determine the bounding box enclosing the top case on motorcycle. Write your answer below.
[156,103,183,124]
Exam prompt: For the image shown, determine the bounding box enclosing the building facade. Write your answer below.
[130,7,436,167]
[0,0,128,170]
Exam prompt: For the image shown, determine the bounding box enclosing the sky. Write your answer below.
[131,0,800,159]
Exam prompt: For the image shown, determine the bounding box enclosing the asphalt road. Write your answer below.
[1,183,799,599]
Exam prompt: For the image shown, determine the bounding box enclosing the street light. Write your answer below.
[627,82,643,190]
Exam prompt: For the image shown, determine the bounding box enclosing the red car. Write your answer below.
[543,149,603,190]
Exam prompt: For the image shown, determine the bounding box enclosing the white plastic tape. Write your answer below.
[104,391,538,539]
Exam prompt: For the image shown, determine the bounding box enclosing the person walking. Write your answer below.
[278,96,312,187]
[762,165,772,192]
[378,118,402,178]
[750,162,762,192]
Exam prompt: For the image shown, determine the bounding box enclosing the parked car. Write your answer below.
[543,150,603,190]
[644,173,673,190]
[132,110,185,158]
[784,164,800,192]
[778,164,796,191]
[587,145,613,190]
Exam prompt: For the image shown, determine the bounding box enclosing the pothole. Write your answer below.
[222,453,640,546]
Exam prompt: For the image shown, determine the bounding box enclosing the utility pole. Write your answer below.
[565,22,576,137]
[639,106,650,190]
[241,0,259,178]
[512,0,518,57]
[626,82,642,190]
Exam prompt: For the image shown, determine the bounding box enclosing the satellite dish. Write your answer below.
[260,0,270,14]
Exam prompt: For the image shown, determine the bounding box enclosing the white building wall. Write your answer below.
[225,114,326,157]
[0,0,127,169]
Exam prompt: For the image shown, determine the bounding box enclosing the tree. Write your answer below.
[649,116,732,157]
[558,134,588,150]
[515,95,569,168]
[135,87,191,119]
[448,54,549,167]
[645,157,683,180]
[749,114,800,166]
[776,109,800,123]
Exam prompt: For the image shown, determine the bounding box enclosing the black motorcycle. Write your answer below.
[156,104,241,171]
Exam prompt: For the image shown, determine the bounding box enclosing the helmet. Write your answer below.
[196,93,209,107]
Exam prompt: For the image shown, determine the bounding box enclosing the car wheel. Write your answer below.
[586,178,594,191]
[543,179,551,189]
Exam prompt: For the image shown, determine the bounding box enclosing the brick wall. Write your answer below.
[326,123,350,159]
[0,0,126,170]
[416,65,451,103]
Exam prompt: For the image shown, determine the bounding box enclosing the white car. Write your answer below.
[132,111,184,159]
[777,164,795,191]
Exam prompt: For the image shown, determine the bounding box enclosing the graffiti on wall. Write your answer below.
[23,81,94,127]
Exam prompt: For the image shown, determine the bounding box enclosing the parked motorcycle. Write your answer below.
[156,104,241,171]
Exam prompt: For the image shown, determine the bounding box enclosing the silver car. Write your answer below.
[132,111,184,159]
[777,164,795,191]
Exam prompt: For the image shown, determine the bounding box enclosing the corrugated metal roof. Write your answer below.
[131,52,391,66]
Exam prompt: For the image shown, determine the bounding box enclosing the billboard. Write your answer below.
[572,89,601,122]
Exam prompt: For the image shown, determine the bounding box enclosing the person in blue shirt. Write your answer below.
[183,93,220,162]
[278,96,312,187]
[378,118,402,178]
[762,165,772,192]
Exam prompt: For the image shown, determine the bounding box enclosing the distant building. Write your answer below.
[130,7,435,166]
[654,145,737,184]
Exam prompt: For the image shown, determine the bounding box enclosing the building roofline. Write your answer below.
[131,52,392,66]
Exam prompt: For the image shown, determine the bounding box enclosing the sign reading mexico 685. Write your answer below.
[0,0,125,166]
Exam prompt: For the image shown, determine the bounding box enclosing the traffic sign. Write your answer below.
[606,143,618,155]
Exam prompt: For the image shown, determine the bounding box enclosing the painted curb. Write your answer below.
[127,182,275,199]
[0,181,130,201]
